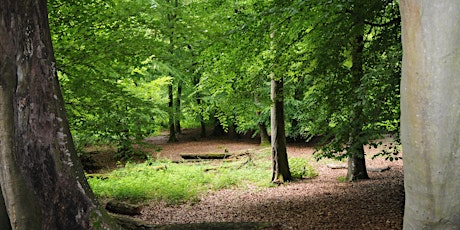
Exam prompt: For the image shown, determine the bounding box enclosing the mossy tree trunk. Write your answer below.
[0,0,118,229]
[400,1,460,228]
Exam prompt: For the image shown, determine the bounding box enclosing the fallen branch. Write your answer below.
[180,153,233,160]
[326,164,347,169]
[326,164,391,172]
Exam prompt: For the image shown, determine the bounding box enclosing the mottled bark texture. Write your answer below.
[0,0,118,229]
[400,1,460,229]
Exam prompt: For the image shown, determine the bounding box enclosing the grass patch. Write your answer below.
[337,176,348,182]
[87,150,318,204]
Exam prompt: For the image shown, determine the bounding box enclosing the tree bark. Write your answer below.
[168,83,177,142]
[255,94,270,145]
[258,119,270,146]
[346,6,369,181]
[167,1,178,143]
[197,95,206,137]
[346,144,369,181]
[193,76,207,138]
[175,81,182,134]
[0,0,118,229]
[269,29,291,183]
[400,1,460,229]
[270,77,292,183]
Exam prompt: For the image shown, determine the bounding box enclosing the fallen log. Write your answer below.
[368,166,391,172]
[105,200,142,216]
[180,153,233,160]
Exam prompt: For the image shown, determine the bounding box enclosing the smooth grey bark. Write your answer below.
[400,1,460,229]
[0,0,118,228]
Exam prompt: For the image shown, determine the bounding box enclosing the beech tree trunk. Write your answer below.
[269,29,291,183]
[270,77,292,182]
[400,1,460,229]
[346,6,369,181]
[270,76,292,182]
[0,0,118,229]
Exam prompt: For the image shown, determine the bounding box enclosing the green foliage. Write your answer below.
[290,158,319,180]
[296,0,402,160]
[48,0,170,155]
[48,0,402,166]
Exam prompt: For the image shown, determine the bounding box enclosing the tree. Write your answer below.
[303,0,401,181]
[400,1,460,228]
[48,0,163,156]
[269,27,292,183]
[0,0,117,228]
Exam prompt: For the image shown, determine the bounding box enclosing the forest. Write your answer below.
[1,0,459,229]
[48,0,401,178]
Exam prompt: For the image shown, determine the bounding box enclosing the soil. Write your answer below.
[91,129,405,229]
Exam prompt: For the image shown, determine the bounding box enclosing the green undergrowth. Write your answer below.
[87,150,318,205]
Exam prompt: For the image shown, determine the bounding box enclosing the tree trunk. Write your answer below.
[270,77,292,183]
[168,83,177,142]
[255,94,270,145]
[194,76,207,138]
[167,1,178,143]
[258,119,270,146]
[400,1,460,229]
[175,81,182,134]
[269,29,291,183]
[346,144,369,181]
[346,7,369,181]
[0,1,118,229]
[197,98,206,137]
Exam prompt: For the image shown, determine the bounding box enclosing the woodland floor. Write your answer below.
[92,129,404,230]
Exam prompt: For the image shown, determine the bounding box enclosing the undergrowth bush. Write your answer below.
[290,157,319,180]
[87,152,318,204]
